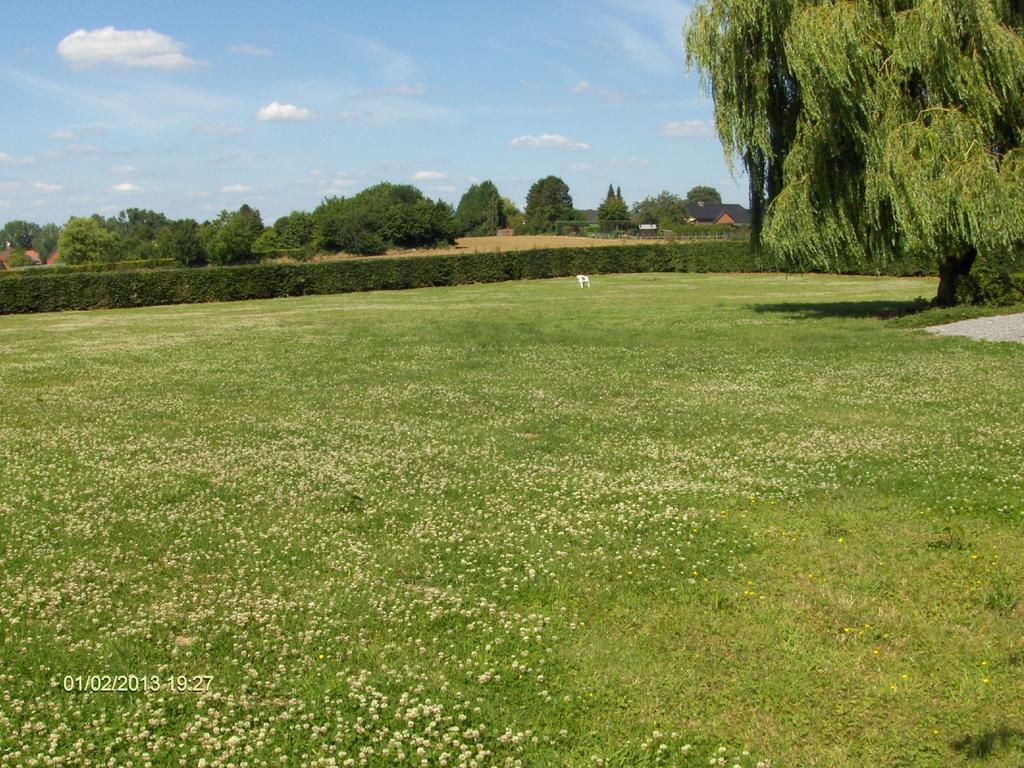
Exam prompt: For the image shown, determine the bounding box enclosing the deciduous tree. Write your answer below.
[157,219,206,267]
[210,205,264,265]
[0,220,40,250]
[687,0,1024,305]
[31,224,60,261]
[685,186,722,206]
[57,218,119,264]
[631,192,689,225]
[598,184,629,222]
[454,181,507,237]
[524,176,574,234]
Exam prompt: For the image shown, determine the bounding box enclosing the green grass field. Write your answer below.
[1,273,1022,767]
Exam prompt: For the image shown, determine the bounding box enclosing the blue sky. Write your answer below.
[0,0,743,226]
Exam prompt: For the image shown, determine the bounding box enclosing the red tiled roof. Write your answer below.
[0,248,51,266]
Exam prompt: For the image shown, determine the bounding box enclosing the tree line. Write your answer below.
[1,180,727,266]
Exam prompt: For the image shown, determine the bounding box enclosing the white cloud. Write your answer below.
[0,152,34,165]
[109,164,138,175]
[388,82,427,96]
[412,170,447,181]
[327,178,358,192]
[572,80,591,93]
[569,163,594,172]
[228,44,273,56]
[49,129,79,141]
[510,133,591,151]
[257,101,315,122]
[58,27,200,71]
[193,123,243,136]
[34,182,62,193]
[112,182,143,192]
[659,120,715,138]
[221,184,251,194]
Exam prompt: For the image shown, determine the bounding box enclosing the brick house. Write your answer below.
[685,201,752,226]
[0,246,58,269]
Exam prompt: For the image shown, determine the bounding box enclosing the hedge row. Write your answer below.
[0,258,177,278]
[0,241,937,315]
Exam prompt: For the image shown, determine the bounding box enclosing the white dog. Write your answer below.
[577,274,591,288]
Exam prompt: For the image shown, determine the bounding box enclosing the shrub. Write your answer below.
[313,184,454,256]
[58,218,120,264]
[0,258,177,278]
[273,211,315,250]
[210,206,264,265]
[0,240,963,316]
[4,248,34,268]
[0,241,754,314]
[952,247,1024,306]
[157,220,206,267]
[454,181,506,237]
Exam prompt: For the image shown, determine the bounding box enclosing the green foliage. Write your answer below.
[272,210,315,250]
[0,241,761,314]
[686,0,1024,305]
[4,248,34,268]
[31,224,60,261]
[210,205,264,265]
[0,220,41,250]
[157,220,207,267]
[96,209,170,261]
[686,185,722,205]
[501,197,525,230]
[598,185,630,222]
[686,1,800,248]
[57,218,120,264]
[253,229,283,255]
[524,176,574,234]
[313,183,455,256]
[0,258,178,277]
[454,181,507,237]
[102,208,169,239]
[632,191,690,226]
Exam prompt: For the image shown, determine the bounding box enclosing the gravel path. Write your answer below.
[926,312,1024,343]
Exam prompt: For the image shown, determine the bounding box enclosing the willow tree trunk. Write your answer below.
[935,247,977,307]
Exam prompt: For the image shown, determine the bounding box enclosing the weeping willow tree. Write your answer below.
[687,0,1024,305]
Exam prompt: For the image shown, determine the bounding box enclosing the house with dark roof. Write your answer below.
[686,201,751,226]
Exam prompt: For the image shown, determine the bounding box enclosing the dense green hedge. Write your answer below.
[0,241,947,315]
[0,258,177,278]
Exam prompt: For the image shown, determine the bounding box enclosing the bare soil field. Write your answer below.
[306,235,657,262]
[404,234,651,255]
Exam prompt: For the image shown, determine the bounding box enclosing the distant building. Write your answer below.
[686,201,751,226]
[0,246,57,269]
